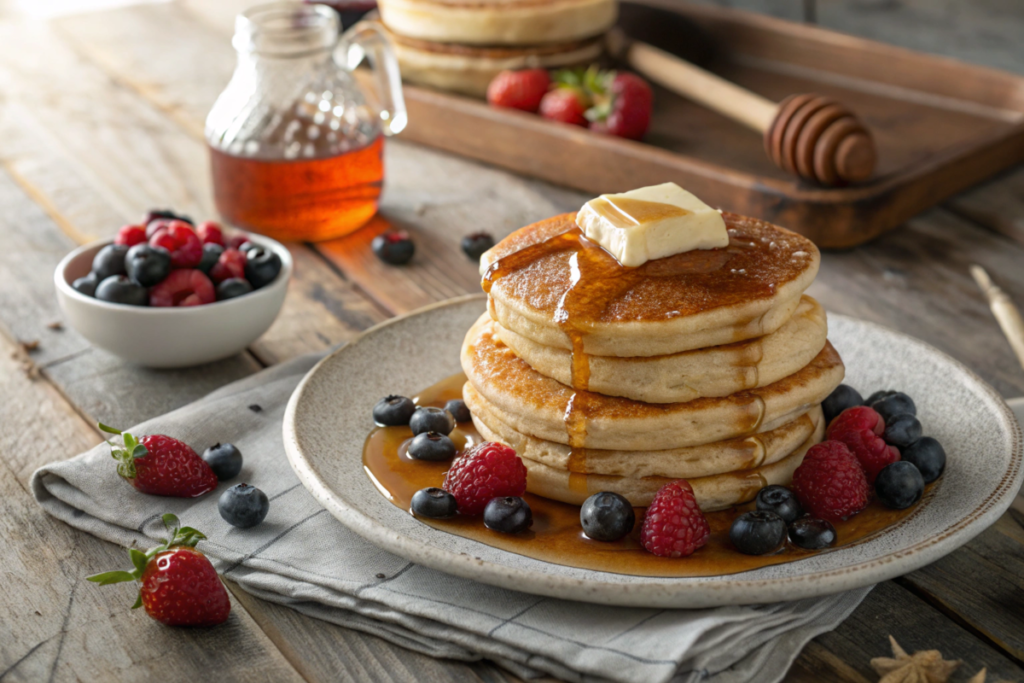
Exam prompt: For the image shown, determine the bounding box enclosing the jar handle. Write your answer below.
[336,21,407,136]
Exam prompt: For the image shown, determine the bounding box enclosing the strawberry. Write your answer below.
[88,513,230,626]
[538,88,588,126]
[486,68,550,112]
[587,72,653,140]
[100,423,218,497]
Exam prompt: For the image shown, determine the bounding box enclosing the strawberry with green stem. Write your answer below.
[100,422,218,497]
[88,513,231,626]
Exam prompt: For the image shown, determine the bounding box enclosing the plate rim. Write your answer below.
[283,294,1024,607]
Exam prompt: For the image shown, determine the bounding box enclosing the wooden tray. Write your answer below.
[395,1,1024,248]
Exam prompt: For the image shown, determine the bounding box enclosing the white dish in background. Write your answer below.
[54,234,292,368]
[284,295,1023,608]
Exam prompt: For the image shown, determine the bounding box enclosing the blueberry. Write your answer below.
[410,487,457,519]
[483,496,533,534]
[445,399,472,423]
[372,231,415,265]
[144,209,193,225]
[788,517,837,550]
[72,272,99,297]
[125,244,171,287]
[729,510,787,555]
[822,384,863,425]
[239,241,258,253]
[865,389,896,405]
[244,247,282,289]
[218,483,270,528]
[372,395,416,426]
[901,437,946,483]
[410,406,455,436]
[95,275,149,306]
[755,485,802,524]
[407,432,456,461]
[883,413,922,448]
[871,392,916,421]
[461,232,495,262]
[92,244,129,280]
[216,277,253,301]
[875,461,925,510]
[202,442,243,481]
[198,243,224,274]
[580,491,635,541]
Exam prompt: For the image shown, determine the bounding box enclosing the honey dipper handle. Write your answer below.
[609,29,778,133]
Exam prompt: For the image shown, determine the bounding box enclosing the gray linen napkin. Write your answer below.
[31,352,870,683]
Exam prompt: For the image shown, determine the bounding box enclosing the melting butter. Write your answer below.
[576,182,729,267]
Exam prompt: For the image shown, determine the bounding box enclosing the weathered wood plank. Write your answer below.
[786,581,1024,683]
[946,166,1024,248]
[0,329,306,683]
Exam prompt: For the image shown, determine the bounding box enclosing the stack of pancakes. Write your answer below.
[461,211,845,511]
[375,0,617,96]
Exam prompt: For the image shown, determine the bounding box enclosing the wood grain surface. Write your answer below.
[1,1,1023,682]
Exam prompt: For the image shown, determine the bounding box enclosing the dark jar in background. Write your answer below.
[206,2,406,242]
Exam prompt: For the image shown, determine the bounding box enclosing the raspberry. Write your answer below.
[539,88,588,126]
[442,442,527,516]
[115,224,147,247]
[226,234,251,251]
[833,428,900,484]
[827,406,884,439]
[149,221,202,268]
[196,221,225,246]
[792,441,869,521]
[209,248,247,283]
[487,69,550,112]
[150,269,215,307]
[640,480,710,558]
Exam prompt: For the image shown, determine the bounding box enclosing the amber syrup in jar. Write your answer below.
[210,136,383,242]
[207,3,405,241]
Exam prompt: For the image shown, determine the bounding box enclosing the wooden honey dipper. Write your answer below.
[606,14,876,186]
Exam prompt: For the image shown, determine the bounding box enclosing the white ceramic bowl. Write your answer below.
[55,234,292,368]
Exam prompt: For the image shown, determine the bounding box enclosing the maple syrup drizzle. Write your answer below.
[362,372,928,578]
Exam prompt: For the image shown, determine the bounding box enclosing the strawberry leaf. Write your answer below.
[87,570,137,585]
[129,548,148,574]
[132,592,143,610]
[98,422,123,436]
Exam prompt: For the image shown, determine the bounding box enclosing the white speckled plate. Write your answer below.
[283,295,1023,608]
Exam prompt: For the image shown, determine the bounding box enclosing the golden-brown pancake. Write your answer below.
[462,314,844,450]
[389,30,604,97]
[378,0,616,46]
[470,401,823,479]
[518,420,824,509]
[480,212,820,358]
[497,295,828,403]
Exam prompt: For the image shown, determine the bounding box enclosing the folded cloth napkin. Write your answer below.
[32,352,870,683]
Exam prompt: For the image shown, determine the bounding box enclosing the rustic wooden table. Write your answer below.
[2,1,1023,681]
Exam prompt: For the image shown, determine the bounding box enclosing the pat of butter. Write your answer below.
[576,183,728,267]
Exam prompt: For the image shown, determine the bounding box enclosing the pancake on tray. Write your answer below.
[377,0,616,46]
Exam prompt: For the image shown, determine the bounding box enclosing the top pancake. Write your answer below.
[378,0,616,45]
[481,212,820,357]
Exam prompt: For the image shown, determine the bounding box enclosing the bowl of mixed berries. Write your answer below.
[54,210,292,368]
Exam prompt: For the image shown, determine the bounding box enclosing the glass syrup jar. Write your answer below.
[206,2,406,242]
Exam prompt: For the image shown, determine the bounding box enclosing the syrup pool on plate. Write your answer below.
[362,372,929,578]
